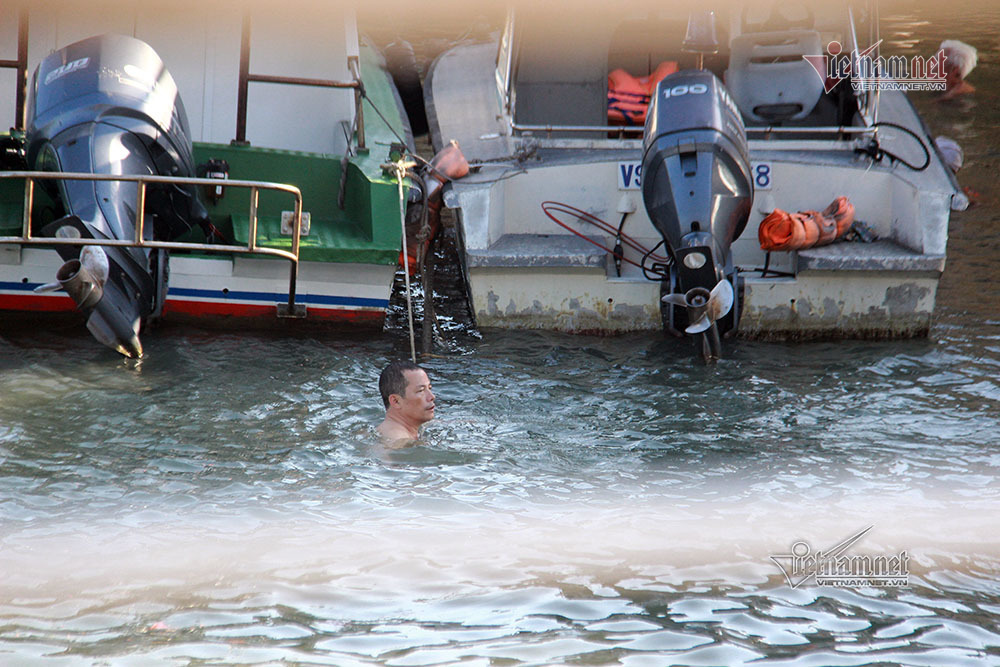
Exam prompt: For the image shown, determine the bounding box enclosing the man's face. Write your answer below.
[395,369,435,425]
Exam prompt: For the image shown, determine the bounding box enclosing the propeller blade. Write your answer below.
[685,280,733,333]
[686,313,711,334]
[80,245,110,285]
[33,282,62,293]
[707,279,734,320]
[661,293,688,307]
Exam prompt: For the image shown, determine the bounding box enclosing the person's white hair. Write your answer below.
[940,39,978,80]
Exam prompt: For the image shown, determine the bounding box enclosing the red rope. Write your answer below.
[540,201,670,271]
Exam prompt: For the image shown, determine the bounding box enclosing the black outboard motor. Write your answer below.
[27,34,209,357]
[641,69,753,360]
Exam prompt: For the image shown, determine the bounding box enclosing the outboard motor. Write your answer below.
[641,69,752,360]
[27,34,209,357]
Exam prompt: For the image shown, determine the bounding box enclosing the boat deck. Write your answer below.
[466,234,606,269]
[797,240,945,273]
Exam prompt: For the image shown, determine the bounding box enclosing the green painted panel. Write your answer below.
[0,173,63,234]
[192,143,404,264]
[231,213,398,264]
[1,42,409,268]
[0,178,23,233]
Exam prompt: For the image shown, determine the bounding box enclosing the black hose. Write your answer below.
[613,212,628,276]
[641,239,670,281]
[855,121,931,172]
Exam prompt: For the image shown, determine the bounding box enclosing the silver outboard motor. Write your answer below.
[641,69,752,360]
[27,34,209,358]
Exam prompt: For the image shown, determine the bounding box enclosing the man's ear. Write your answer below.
[388,393,401,408]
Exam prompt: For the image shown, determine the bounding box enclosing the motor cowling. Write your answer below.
[25,34,208,357]
[641,70,752,339]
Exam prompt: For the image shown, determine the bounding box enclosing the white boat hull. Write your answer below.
[0,247,392,326]
[429,33,956,339]
[446,146,948,338]
[465,266,940,338]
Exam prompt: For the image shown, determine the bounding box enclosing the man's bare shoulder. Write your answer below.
[376,419,417,447]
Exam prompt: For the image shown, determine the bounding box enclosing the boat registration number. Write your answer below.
[618,161,773,190]
[751,162,772,189]
[617,162,642,190]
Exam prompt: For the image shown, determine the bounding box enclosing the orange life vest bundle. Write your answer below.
[607,61,678,125]
[758,196,855,252]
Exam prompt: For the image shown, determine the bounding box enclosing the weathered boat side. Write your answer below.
[425,4,960,342]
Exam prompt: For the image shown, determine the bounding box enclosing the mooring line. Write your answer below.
[392,160,417,363]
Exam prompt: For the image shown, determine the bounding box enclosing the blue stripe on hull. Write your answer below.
[1,282,388,309]
[167,287,388,308]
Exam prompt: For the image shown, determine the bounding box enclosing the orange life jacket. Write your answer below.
[758,196,855,252]
[608,61,678,125]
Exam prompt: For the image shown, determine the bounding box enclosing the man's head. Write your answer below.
[379,360,435,426]
[941,39,977,87]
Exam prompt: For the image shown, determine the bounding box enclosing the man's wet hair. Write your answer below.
[379,360,425,408]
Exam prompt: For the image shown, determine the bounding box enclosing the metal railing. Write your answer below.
[510,120,877,141]
[0,9,28,131]
[511,123,876,150]
[0,171,305,315]
[235,13,365,149]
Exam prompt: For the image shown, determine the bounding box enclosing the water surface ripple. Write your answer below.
[2,319,998,665]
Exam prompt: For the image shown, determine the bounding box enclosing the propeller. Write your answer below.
[661,278,734,334]
[33,245,110,302]
[35,247,143,358]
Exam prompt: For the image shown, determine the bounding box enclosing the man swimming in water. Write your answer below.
[377,360,436,445]
[939,39,977,101]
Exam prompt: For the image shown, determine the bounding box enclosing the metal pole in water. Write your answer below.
[419,237,434,356]
[410,170,435,356]
[395,163,417,363]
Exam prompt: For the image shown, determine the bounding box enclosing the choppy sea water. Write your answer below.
[3,2,1000,665]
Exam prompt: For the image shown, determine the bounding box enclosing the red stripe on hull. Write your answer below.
[163,300,279,318]
[0,295,384,325]
[0,294,385,325]
[162,300,385,324]
[0,293,77,312]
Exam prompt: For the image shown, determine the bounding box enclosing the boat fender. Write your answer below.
[934,136,963,173]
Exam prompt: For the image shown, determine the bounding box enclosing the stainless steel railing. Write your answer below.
[0,171,305,315]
